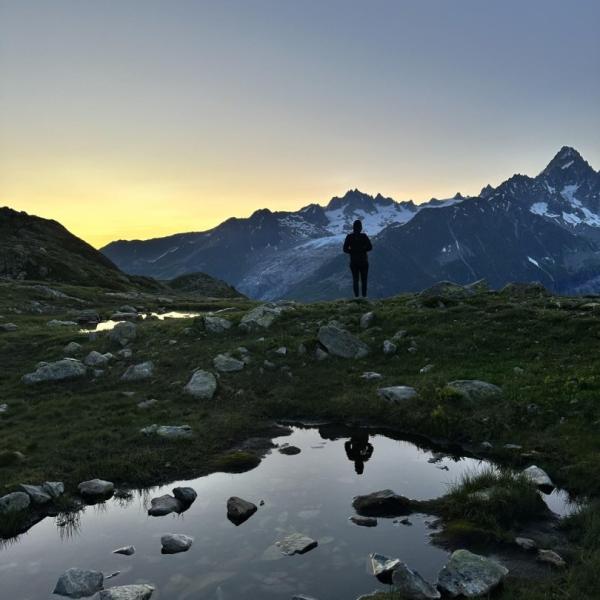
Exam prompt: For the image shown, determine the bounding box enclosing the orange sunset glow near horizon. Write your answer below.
[1,1,599,248]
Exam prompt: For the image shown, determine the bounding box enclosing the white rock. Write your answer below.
[523,465,554,489]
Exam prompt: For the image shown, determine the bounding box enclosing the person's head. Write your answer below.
[353,219,362,233]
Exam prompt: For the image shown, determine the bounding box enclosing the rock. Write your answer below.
[349,515,377,527]
[369,553,401,578]
[227,496,258,525]
[213,354,245,373]
[391,561,441,599]
[514,366,525,375]
[121,361,154,381]
[361,371,383,380]
[53,568,104,598]
[537,549,566,568]
[360,311,375,329]
[0,491,30,514]
[17,483,52,504]
[480,441,493,450]
[97,584,155,600]
[112,546,136,556]
[420,281,470,300]
[445,380,502,403]
[0,322,18,332]
[110,321,137,347]
[277,533,318,555]
[352,490,414,517]
[22,358,87,384]
[437,549,508,598]
[42,481,65,498]
[140,424,193,439]
[419,364,434,374]
[78,479,114,500]
[523,465,554,489]
[279,445,301,455]
[275,346,288,356]
[515,537,537,551]
[173,487,197,505]
[184,369,217,399]
[240,305,282,330]
[117,348,133,359]
[84,351,112,367]
[64,342,83,355]
[203,315,232,334]
[315,347,329,360]
[48,319,78,327]
[161,533,193,554]
[382,340,397,355]
[111,312,139,321]
[0,403,7,413]
[392,330,407,341]
[137,399,158,409]
[500,282,549,297]
[75,310,101,324]
[297,343,307,354]
[378,386,418,404]
[292,596,319,600]
[148,494,183,516]
[317,325,369,359]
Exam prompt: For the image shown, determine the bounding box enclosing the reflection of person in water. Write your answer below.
[344,431,374,475]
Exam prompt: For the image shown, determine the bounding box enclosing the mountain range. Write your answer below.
[97,146,599,299]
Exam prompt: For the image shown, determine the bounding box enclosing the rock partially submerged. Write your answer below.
[22,358,87,384]
[97,585,155,600]
[277,533,318,555]
[184,370,217,399]
[148,494,183,516]
[53,568,104,598]
[350,515,377,527]
[353,489,414,517]
[392,561,441,599]
[161,533,193,554]
[369,553,401,579]
[378,386,418,404]
[78,479,114,501]
[317,325,369,359]
[173,487,197,505]
[112,546,136,556]
[437,549,508,597]
[227,496,258,525]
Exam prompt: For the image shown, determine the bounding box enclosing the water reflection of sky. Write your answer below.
[80,312,200,333]
[0,427,576,600]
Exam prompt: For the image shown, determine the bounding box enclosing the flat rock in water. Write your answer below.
[437,549,508,597]
[148,494,183,516]
[97,584,155,600]
[184,369,217,399]
[203,315,232,334]
[391,561,441,599]
[0,491,30,514]
[350,516,377,527]
[317,325,369,359]
[445,380,502,403]
[121,361,154,381]
[278,445,301,455]
[173,487,197,505]
[377,386,418,404]
[22,358,87,384]
[227,496,258,525]
[78,479,114,500]
[161,533,194,554]
[17,483,51,504]
[369,553,401,578]
[112,545,136,556]
[53,568,104,598]
[278,533,318,555]
[353,489,414,517]
[523,465,554,489]
[213,354,245,373]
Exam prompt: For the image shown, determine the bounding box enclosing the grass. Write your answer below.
[2,280,600,597]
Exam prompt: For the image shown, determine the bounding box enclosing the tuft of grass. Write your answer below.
[212,451,261,473]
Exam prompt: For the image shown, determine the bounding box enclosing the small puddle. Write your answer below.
[0,426,576,599]
[80,311,200,333]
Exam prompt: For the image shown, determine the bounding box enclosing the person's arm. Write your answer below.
[364,234,373,252]
[343,234,351,254]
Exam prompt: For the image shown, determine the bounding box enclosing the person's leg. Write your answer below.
[350,263,359,297]
[361,263,369,297]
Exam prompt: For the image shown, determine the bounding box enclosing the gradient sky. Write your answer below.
[1,0,599,247]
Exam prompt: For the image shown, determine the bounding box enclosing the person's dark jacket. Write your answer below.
[343,232,372,264]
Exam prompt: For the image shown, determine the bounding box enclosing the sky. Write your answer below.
[1,1,599,248]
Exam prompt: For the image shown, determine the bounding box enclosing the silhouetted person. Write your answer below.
[343,220,372,298]
[344,430,374,475]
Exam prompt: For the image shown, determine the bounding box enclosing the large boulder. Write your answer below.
[17,484,51,505]
[378,386,418,404]
[97,585,155,600]
[78,479,114,500]
[353,489,414,517]
[161,533,193,554]
[445,380,502,403]
[227,496,257,525]
[184,370,217,399]
[22,358,87,384]
[391,562,440,599]
[121,361,154,381]
[203,315,232,334]
[240,305,282,330]
[148,494,183,516]
[0,491,30,514]
[110,321,137,346]
[437,549,508,597]
[213,354,245,373]
[317,325,369,359]
[53,568,104,598]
